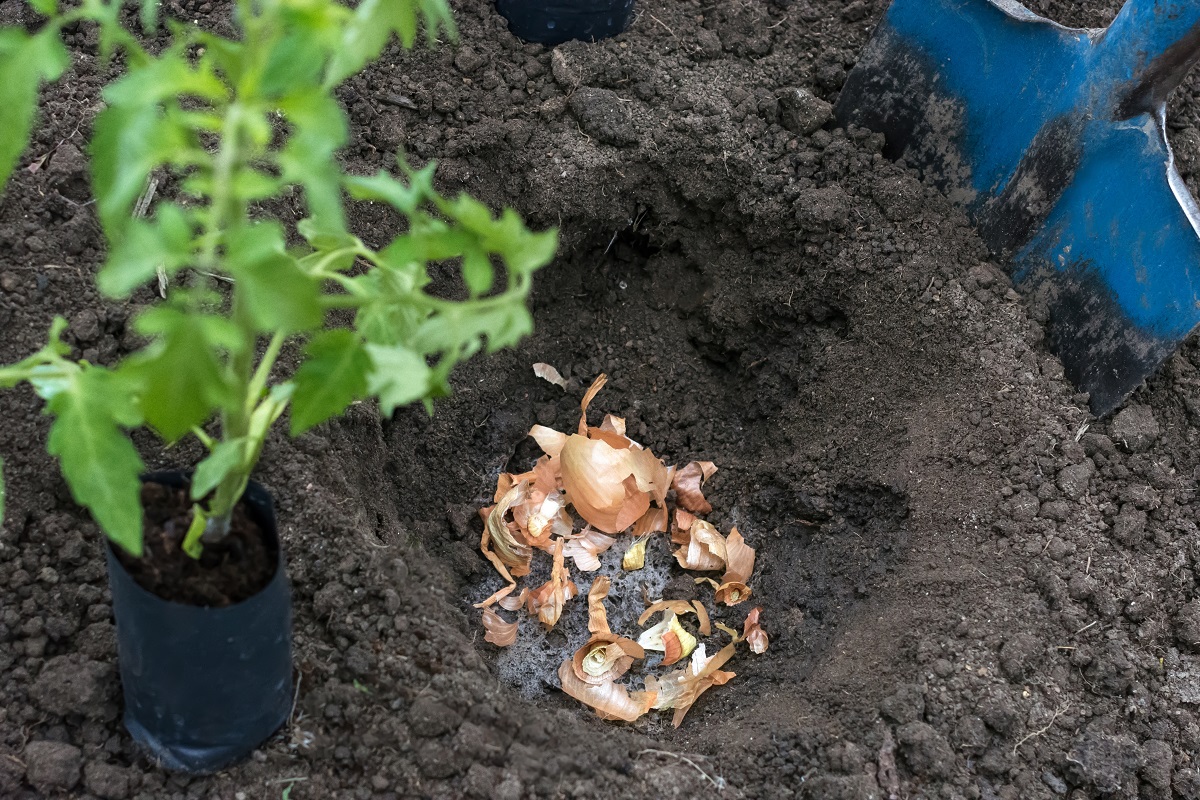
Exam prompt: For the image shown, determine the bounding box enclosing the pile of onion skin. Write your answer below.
[475,373,768,726]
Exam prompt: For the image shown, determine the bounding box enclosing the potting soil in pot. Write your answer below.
[115,481,277,606]
[4,0,1200,797]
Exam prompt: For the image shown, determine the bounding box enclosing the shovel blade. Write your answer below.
[837,0,1200,415]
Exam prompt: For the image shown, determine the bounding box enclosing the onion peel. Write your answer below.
[638,612,697,665]
[557,659,655,722]
[632,506,668,537]
[622,536,649,571]
[714,621,741,641]
[672,509,695,545]
[578,374,608,435]
[571,632,644,684]
[690,600,712,636]
[533,362,569,389]
[645,639,738,727]
[562,527,617,572]
[474,583,517,609]
[722,526,755,584]
[482,607,518,647]
[587,576,612,634]
[560,434,651,533]
[480,481,533,581]
[498,588,529,611]
[528,425,569,459]
[627,446,672,506]
[672,461,717,514]
[526,539,578,629]
[743,607,768,654]
[715,581,752,606]
[599,413,626,436]
[673,519,727,571]
[638,600,703,627]
[587,426,633,450]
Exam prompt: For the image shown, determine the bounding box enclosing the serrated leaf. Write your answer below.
[230,168,283,203]
[343,171,425,215]
[417,0,457,45]
[225,222,323,332]
[412,304,533,355]
[355,298,424,346]
[103,49,226,107]
[366,343,431,415]
[97,203,195,297]
[90,104,198,236]
[277,90,348,235]
[126,307,237,442]
[0,27,68,191]
[504,223,559,274]
[192,438,248,499]
[261,29,329,98]
[290,330,370,435]
[45,367,145,556]
[327,0,417,85]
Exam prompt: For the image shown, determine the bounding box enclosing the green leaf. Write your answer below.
[138,0,158,32]
[327,0,417,85]
[97,203,195,297]
[225,222,324,332]
[344,169,429,216]
[193,32,244,88]
[261,28,329,98]
[90,104,199,236]
[366,343,431,415]
[125,307,237,442]
[192,438,248,500]
[0,317,70,389]
[412,304,533,356]
[277,91,348,235]
[290,330,370,435]
[45,367,145,556]
[0,27,68,191]
[29,0,57,15]
[103,49,226,107]
[418,0,458,45]
[461,247,494,296]
[502,221,559,274]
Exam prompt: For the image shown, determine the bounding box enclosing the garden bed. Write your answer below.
[3,0,1200,797]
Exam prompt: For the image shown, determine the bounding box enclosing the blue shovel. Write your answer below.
[835,0,1200,415]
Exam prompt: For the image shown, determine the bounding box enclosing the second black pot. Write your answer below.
[106,472,293,774]
[495,0,636,45]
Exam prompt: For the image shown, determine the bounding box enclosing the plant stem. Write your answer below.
[246,331,285,416]
[199,103,254,541]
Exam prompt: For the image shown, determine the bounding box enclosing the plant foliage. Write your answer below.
[0,0,556,557]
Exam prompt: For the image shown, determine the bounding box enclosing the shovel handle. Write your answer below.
[1101,0,1200,115]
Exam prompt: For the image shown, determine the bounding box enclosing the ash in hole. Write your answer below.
[481,535,672,699]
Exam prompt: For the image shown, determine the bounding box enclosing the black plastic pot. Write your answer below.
[495,0,635,45]
[105,472,293,774]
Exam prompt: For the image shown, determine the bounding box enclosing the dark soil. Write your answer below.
[114,481,276,607]
[4,0,1200,798]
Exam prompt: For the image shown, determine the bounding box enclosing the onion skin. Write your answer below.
[557,659,655,722]
[482,608,518,647]
[560,434,650,533]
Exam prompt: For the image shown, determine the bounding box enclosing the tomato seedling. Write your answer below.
[0,0,557,557]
